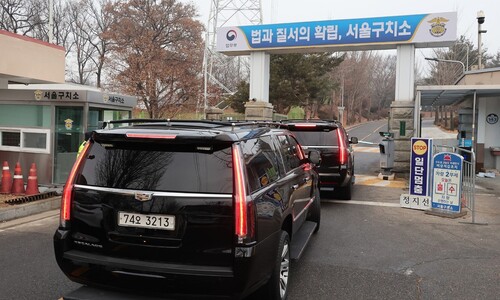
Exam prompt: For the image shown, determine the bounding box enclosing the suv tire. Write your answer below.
[336,178,353,200]
[264,230,290,300]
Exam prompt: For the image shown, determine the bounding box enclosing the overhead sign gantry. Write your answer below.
[216,12,457,172]
[217,12,457,54]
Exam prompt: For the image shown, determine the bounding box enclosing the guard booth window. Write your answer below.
[87,109,131,132]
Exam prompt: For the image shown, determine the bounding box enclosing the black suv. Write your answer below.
[54,120,321,299]
[280,120,358,200]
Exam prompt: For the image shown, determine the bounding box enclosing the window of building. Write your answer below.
[0,105,51,128]
[0,127,50,153]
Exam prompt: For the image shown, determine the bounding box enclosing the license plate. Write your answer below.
[118,212,175,231]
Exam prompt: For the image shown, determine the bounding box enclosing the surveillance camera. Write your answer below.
[477,10,485,24]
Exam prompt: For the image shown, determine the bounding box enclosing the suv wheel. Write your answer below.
[264,230,290,300]
[336,178,353,200]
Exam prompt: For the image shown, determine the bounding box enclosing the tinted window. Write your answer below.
[240,136,280,193]
[292,129,338,146]
[276,135,301,172]
[77,142,233,193]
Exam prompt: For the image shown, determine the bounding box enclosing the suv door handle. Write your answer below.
[303,176,310,182]
[292,184,299,190]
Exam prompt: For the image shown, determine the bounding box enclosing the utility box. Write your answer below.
[379,132,395,172]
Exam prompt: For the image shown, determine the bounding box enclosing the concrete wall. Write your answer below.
[478,96,500,169]
[0,30,65,84]
[458,69,500,85]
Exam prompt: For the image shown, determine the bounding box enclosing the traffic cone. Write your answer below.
[25,163,40,196]
[0,161,12,194]
[11,162,25,195]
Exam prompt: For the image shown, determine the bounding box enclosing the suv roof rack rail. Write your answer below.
[100,119,284,130]
[280,119,340,123]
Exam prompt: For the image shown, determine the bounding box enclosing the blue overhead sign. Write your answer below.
[217,12,457,55]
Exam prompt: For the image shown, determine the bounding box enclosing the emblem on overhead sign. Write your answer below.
[428,17,449,37]
[34,90,43,101]
[226,30,237,41]
[103,94,109,103]
[135,192,153,202]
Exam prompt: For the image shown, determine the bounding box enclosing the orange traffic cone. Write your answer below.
[25,163,40,196]
[1,161,12,194]
[11,162,25,195]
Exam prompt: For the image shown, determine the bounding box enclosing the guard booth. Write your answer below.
[0,84,137,185]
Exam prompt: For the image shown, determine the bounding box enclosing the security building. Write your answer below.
[0,84,136,185]
[416,68,500,172]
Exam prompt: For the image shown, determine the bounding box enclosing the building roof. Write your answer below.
[417,85,500,106]
[8,83,102,92]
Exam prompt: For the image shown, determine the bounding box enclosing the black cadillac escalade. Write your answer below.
[54,120,321,299]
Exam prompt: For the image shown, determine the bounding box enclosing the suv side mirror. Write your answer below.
[307,150,321,166]
[350,137,359,144]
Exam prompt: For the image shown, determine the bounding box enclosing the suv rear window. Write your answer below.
[77,142,233,193]
[292,130,338,146]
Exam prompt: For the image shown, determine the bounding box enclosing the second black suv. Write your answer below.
[54,120,321,299]
[280,120,358,200]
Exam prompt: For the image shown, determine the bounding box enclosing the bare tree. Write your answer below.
[339,52,374,124]
[0,0,41,35]
[67,0,95,84]
[370,54,396,114]
[84,0,113,88]
[105,0,204,118]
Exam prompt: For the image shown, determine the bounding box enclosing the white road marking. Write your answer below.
[322,199,401,207]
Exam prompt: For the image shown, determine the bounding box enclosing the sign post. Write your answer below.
[430,152,465,216]
[401,138,432,210]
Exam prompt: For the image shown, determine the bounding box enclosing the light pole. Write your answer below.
[339,75,345,124]
[477,10,486,69]
[425,57,466,74]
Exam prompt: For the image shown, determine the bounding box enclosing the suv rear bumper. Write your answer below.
[54,228,281,299]
[318,169,352,188]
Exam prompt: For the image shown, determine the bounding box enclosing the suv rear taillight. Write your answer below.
[232,145,255,244]
[336,130,348,165]
[60,141,91,228]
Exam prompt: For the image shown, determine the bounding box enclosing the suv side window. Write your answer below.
[240,136,280,193]
[276,135,302,173]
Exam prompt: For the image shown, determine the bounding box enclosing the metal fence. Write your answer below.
[432,144,477,223]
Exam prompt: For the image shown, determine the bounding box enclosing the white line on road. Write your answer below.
[360,122,387,141]
[322,200,401,207]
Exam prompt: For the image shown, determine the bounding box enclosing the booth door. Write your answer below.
[54,107,83,184]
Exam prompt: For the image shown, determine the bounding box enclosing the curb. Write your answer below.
[0,196,61,223]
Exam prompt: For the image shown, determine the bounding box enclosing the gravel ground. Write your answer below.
[0,193,26,207]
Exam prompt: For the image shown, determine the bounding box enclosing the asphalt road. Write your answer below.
[1,119,499,300]
[347,119,388,176]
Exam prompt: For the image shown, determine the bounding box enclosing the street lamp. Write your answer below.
[425,57,466,74]
[477,10,487,69]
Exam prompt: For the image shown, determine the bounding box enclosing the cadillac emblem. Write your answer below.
[135,192,153,202]
[428,17,449,37]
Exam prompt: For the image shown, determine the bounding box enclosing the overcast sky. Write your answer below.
[187,0,499,73]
